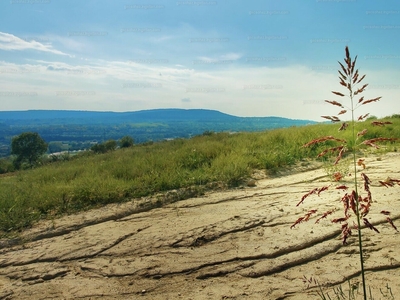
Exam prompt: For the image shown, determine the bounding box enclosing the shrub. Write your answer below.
[90,140,117,153]
[104,139,117,151]
[0,158,14,174]
[90,143,107,154]
[119,136,134,148]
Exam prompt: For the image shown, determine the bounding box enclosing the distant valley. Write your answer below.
[0,109,317,157]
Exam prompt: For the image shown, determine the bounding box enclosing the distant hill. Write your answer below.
[0,109,313,125]
[0,109,234,124]
[0,109,317,157]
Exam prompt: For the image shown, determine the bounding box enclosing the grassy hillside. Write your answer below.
[1,117,399,236]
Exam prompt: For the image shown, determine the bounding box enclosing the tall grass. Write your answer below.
[0,118,399,235]
[291,47,400,299]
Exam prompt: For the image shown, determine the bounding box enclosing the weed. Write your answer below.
[292,47,399,299]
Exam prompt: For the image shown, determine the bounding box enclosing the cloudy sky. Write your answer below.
[0,0,399,121]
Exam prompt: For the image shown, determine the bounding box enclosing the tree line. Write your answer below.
[1,132,134,172]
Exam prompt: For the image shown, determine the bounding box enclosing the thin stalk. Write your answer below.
[349,91,367,299]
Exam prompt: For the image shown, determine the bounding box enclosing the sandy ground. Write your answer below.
[0,152,400,300]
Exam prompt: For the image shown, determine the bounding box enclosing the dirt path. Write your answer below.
[1,153,400,299]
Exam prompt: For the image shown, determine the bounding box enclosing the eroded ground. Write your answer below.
[1,153,400,299]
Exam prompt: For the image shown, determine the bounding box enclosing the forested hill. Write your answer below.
[0,109,313,125]
[0,109,317,157]
[0,109,238,125]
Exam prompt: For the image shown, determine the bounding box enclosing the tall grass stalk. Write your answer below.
[292,47,399,299]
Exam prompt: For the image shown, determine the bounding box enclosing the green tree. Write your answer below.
[90,143,107,154]
[90,140,117,154]
[11,132,48,169]
[104,139,117,152]
[48,141,64,153]
[119,136,134,148]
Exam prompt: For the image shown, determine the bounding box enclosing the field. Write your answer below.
[1,117,399,236]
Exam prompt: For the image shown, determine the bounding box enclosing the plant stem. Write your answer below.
[350,92,367,300]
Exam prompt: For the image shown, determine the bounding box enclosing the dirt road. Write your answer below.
[1,153,400,299]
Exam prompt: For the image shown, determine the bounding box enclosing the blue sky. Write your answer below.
[0,0,399,121]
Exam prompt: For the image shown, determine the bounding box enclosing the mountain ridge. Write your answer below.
[0,108,315,124]
[0,108,317,157]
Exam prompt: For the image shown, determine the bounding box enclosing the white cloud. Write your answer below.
[0,32,72,57]
[0,59,399,121]
[196,53,242,63]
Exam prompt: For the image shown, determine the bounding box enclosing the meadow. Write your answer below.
[0,116,399,236]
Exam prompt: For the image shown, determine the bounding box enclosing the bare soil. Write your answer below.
[1,153,400,299]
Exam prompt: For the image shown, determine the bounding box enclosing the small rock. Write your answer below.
[247,179,257,187]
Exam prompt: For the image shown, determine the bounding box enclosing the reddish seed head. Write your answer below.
[332,91,346,97]
[293,46,397,249]
[357,130,367,137]
[338,122,348,131]
[362,96,382,105]
[341,223,351,245]
[336,185,348,190]
[357,159,366,169]
[325,100,344,107]
[338,61,348,76]
[386,217,398,232]
[363,218,380,233]
[315,210,334,223]
[356,74,366,84]
[371,121,393,126]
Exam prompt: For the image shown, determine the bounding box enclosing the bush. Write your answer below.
[202,130,215,136]
[91,143,107,154]
[0,158,14,174]
[119,136,134,148]
[90,140,117,154]
[104,140,117,151]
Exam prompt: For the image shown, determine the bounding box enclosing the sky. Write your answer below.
[0,0,399,121]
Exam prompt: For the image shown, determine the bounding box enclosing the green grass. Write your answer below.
[1,116,399,236]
